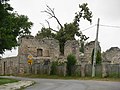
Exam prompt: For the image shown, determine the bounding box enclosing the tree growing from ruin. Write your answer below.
[91,49,102,64]
[35,20,56,39]
[0,0,33,54]
[35,27,56,39]
[36,3,92,55]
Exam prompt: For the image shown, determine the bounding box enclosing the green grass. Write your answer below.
[17,74,120,82]
[0,78,19,85]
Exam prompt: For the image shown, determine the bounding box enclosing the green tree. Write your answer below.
[35,27,55,39]
[0,0,33,54]
[67,54,76,76]
[96,50,102,64]
[36,3,92,55]
[91,49,102,64]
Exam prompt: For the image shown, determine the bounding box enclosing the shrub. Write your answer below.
[50,61,58,75]
[67,54,77,76]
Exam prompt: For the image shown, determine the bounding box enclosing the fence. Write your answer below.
[29,63,120,78]
[71,65,81,76]
[31,64,51,75]
[105,64,120,78]
[84,64,120,77]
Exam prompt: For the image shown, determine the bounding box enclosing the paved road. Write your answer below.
[1,76,120,90]
[25,79,120,90]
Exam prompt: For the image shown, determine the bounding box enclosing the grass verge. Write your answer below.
[17,74,120,82]
[0,78,19,85]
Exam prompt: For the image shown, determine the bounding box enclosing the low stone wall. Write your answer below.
[0,56,120,78]
[28,64,120,77]
[56,64,66,76]
[25,63,67,76]
[104,64,120,77]
[84,64,120,78]
[0,57,18,75]
[30,64,51,75]
[71,65,81,76]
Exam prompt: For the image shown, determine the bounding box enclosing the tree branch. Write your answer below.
[41,5,63,29]
[40,23,45,28]
[45,20,58,32]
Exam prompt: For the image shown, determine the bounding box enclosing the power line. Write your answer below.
[81,24,120,32]
[81,24,96,32]
[100,24,120,28]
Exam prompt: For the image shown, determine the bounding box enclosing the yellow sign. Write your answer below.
[28,54,33,59]
[28,60,33,65]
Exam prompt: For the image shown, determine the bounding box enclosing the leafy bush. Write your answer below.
[50,61,58,75]
[67,54,77,76]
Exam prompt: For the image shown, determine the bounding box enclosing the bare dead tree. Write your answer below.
[39,20,58,32]
[45,20,58,32]
[41,5,63,29]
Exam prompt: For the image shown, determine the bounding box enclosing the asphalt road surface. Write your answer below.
[25,78,120,90]
[2,76,120,90]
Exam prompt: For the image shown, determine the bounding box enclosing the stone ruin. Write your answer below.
[102,47,120,64]
[0,35,120,75]
[84,41,101,64]
[0,35,81,75]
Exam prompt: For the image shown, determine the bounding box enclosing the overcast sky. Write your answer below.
[2,0,120,57]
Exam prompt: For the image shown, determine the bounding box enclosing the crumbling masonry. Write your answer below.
[0,35,120,75]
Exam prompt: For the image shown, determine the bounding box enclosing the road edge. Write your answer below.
[0,80,35,90]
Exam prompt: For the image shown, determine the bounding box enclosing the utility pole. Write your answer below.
[92,18,100,77]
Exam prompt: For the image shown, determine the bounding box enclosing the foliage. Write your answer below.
[50,61,58,75]
[35,27,55,39]
[91,49,102,64]
[36,3,92,55]
[0,0,33,54]
[96,50,102,64]
[67,54,76,76]
[79,41,84,53]
[50,60,65,75]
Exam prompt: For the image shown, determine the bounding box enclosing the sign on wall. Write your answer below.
[27,59,33,65]
[27,54,33,65]
[27,54,33,59]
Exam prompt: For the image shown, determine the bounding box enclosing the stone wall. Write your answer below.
[18,36,60,59]
[64,40,80,61]
[0,57,18,75]
[102,47,120,64]
[84,41,101,64]
[18,36,60,74]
